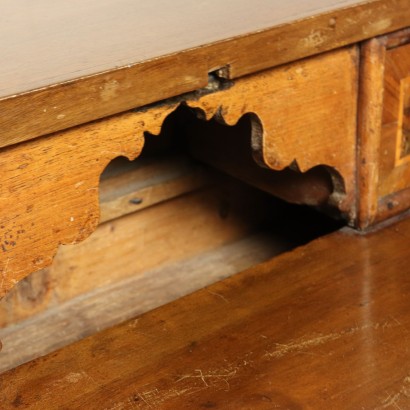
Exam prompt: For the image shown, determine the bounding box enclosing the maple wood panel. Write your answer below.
[0,48,358,300]
[1,0,409,148]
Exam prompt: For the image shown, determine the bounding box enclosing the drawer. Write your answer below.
[0,142,343,372]
[359,28,410,227]
[0,47,357,370]
[0,46,358,303]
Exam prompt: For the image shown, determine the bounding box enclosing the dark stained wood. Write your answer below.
[1,0,410,148]
[3,215,410,408]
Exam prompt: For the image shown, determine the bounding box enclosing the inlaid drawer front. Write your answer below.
[359,29,410,228]
[399,76,410,160]
[380,41,410,192]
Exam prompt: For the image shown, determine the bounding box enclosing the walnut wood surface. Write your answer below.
[183,109,335,207]
[1,0,409,148]
[0,48,357,300]
[358,29,410,227]
[0,156,211,326]
[3,214,410,408]
[0,233,285,374]
[0,0,365,97]
[357,37,386,228]
[0,189,283,372]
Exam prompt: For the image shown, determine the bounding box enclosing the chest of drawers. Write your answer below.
[1,1,410,407]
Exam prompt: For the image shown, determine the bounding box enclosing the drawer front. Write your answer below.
[359,29,410,227]
[0,47,358,300]
[379,41,410,196]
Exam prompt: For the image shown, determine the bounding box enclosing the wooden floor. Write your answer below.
[3,215,410,409]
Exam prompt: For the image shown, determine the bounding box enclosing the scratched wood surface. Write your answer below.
[1,0,409,148]
[3,214,410,408]
[0,48,357,300]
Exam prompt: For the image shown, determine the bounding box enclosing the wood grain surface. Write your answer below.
[187,48,358,217]
[0,0,366,97]
[0,232,286,374]
[1,0,409,148]
[0,48,357,300]
[0,104,170,299]
[357,36,386,228]
[358,29,410,227]
[183,108,335,207]
[0,152,210,318]
[3,214,410,408]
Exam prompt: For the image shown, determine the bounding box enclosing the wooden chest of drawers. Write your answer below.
[2,0,410,407]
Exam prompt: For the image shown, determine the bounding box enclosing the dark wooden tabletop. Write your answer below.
[3,215,410,408]
[1,0,409,149]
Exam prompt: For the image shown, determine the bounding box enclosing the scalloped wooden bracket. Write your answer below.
[187,46,358,215]
[0,46,358,300]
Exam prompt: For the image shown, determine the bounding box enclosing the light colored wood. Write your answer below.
[0,47,358,300]
[0,182,269,327]
[0,154,209,325]
[0,104,170,299]
[188,47,358,217]
[51,186,268,305]
[0,232,287,373]
[184,102,334,208]
[357,38,386,228]
[3,215,410,408]
[1,0,409,148]
[0,167,340,370]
